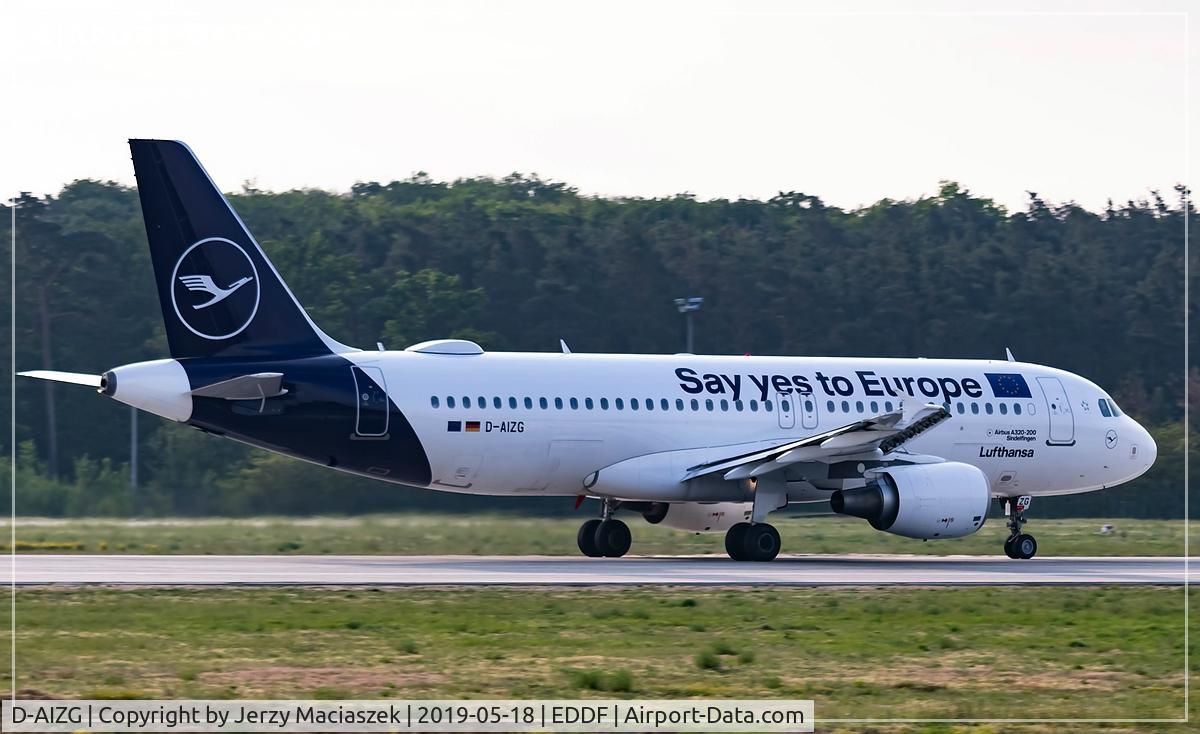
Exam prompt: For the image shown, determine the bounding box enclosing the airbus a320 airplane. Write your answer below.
[21,140,1158,562]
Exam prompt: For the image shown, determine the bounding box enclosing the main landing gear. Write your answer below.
[1002,495,1037,560]
[724,522,781,562]
[577,499,632,558]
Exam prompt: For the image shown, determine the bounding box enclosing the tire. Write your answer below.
[595,519,632,558]
[577,519,603,557]
[744,523,781,562]
[1015,533,1037,560]
[643,502,669,524]
[725,522,751,561]
[1003,536,1019,559]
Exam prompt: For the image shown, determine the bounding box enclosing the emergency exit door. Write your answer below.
[776,391,796,429]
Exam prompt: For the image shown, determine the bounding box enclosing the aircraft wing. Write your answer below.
[682,402,952,481]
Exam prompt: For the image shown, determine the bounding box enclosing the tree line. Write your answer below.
[0,176,1192,517]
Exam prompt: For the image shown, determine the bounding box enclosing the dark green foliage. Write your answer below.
[0,177,1191,516]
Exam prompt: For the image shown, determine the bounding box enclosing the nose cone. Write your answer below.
[1139,422,1158,469]
[1121,419,1157,482]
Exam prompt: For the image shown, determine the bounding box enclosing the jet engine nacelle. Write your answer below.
[646,502,751,533]
[830,462,989,539]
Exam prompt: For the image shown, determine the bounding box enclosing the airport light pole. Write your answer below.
[674,297,704,353]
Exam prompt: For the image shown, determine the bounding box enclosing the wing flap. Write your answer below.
[691,403,952,481]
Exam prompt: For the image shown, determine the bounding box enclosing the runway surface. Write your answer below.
[2,554,1187,586]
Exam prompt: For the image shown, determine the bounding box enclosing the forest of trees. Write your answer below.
[0,176,1192,517]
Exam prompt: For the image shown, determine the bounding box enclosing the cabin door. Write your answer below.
[351,365,389,437]
[1037,376,1074,445]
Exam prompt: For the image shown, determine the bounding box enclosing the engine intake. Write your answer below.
[830,462,990,539]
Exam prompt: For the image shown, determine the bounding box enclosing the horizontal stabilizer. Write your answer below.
[17,370,102,388]
[190,372,286,400]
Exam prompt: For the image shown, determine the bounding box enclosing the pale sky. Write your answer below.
[3,0,1193,211]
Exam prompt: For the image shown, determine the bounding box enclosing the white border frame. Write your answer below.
[7,5,1190,724]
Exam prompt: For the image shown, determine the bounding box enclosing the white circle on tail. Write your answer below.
[170,237,261,340]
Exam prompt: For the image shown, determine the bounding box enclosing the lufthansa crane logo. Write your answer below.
[171,237,261,340]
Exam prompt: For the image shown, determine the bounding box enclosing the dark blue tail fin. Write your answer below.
[129,139,351,359]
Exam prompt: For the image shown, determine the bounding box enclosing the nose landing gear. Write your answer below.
[1003,495,1037,559]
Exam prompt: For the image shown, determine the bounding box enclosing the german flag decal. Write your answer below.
[465,421,481,432]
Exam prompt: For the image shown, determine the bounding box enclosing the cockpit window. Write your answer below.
[1108,399,1123,417]
[1098,399,1112,418]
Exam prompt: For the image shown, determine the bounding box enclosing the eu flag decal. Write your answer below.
[985,373,1032,398]
[447,421,462,432]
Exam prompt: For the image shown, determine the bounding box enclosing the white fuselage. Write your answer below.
[341,350,1156,501]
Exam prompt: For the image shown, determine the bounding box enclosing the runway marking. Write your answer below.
[1,555,1188,586]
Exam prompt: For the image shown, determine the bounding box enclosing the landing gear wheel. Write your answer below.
[1013,533,1037,560]
[577,519,603,557]
[725,523,751,561]
[743,523,781,562]
[1001,496,1036,560]
[594,519,632,558]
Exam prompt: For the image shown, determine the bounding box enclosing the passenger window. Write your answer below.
[615,398,624,410]
[721,399,730,411]
[956,402,965,414]
[735,400,744,411]
[705,399,714,411]
[985,403,994,415]
[661,399,669,411]
[431,396,439,408]
[478,396,486,409]
[764,400,773,412]
[885,401,894,412]
[855,401,864,413]
[462,396,471,408]
[870,401,878,413]
[691,399,700,411]
[999,403,1008,415]
[600,398,609,410]
[509,396,517,409]
[827,400,835,413]
[631,398,639,410]
[971,402,979,414]
[539,397,548,409]
[1098,399,1111,417]
[781,399,790,412]
[524,397,533,409]
[841,400,850,413]
[585,397,594,410]
[750,400,759,412]
[805,399,814,412]
[645,398,654,411]
[570,397,578,410]
[448,396,456,409]
[1014,403,1022,415]
[493,396,502,409]
[552,397,561,409]
[676,398,685,411]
